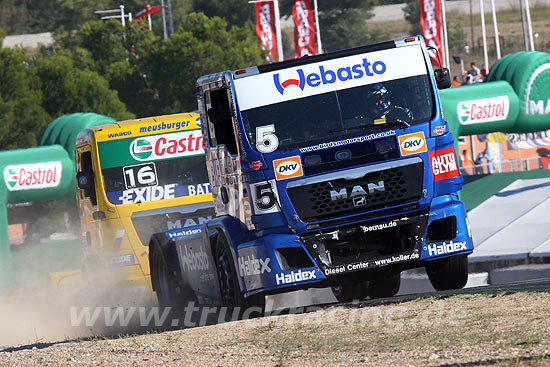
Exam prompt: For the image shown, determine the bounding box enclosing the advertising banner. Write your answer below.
[292,0,316,58]
[420,0,443,67]
[255,1,278,62]
[507,130,550,150]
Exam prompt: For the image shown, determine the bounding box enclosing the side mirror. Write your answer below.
[434,68,451,89]
[77,171,93,190]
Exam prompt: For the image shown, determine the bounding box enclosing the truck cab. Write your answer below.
[74,113,213,296]
[152,36,473,311]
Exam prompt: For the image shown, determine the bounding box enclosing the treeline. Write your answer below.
[0,0,417,150]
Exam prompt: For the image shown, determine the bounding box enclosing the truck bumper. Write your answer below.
[236,194,472,297]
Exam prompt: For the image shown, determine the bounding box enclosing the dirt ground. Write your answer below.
[1,292,549,366]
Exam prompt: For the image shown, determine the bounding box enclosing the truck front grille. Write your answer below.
[287,160,423,222]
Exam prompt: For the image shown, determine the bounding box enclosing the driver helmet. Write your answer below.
[366,84,391,115]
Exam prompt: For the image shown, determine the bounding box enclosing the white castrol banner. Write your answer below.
[507,129,550,150]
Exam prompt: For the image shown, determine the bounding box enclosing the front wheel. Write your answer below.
[331,282,369,303]
[216,236,265,318]
[426,254,468,291]
[367,272,401,299]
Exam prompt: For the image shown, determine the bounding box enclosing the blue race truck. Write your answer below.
[148,36,473,314]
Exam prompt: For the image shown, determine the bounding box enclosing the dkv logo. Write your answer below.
[273,156,304,180]
[398,132,427,156]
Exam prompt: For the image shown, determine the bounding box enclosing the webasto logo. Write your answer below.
[273,58,387,95]
[525,63,550,116]
[457,96,510,124]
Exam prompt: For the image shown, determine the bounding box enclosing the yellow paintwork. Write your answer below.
[74,112,212,298]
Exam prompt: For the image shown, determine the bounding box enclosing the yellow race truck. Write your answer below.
[73,113,214,296]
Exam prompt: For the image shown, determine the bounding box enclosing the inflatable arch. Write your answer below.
[0,113,114,288]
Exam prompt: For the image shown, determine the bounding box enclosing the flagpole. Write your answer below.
[489,0,501,59]
[161,0,168,40]
[146,5,152,31]
[440,0,449,68]
[479,0,489,73]
[273,0,284,61]
[524,0,534,50]
[313,0,323,54]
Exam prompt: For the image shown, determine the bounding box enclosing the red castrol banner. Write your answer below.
[255,1,278,62]
[420,0,443,67]
[292,0,316,57]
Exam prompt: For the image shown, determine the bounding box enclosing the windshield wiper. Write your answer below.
[328,119,410,133]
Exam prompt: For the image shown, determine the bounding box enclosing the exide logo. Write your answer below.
[273,156,304,180]
[398,132,427,156]
[273,58,387,95]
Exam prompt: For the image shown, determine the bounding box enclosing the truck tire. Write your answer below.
[331,282,369,303]
[150,242,183,309]
[426,254,468,291]
[215,235,265,318]
[367,272,401,299]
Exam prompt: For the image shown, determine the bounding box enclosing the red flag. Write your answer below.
[136,5,163,19]
[292,0,316,58]
[255,2,278,62]
[420,0,443,67]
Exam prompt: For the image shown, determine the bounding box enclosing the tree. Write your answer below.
[191,0,253,28]
[148,12,266,113]
[403,0,422,35]
[0,45,49,149]
[279,0,381,53]
[33,53,133,121]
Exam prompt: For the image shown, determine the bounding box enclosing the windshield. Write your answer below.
[241,75,434,151]
[97,130,210,205]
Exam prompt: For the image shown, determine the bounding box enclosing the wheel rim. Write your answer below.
[217,246,236,305]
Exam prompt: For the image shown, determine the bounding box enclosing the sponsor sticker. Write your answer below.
[424,240,468,257]
[433,125,445,135]
[324,261,369,276]
[238,255,271,277]
[109,254,135,267]
[165,225,202,240]
[108,182,211,205]
[398,131,427,156]
[457,96,510,124]
[4,161,62,191]
[129,130,204,162]
[273,156,304,180]
[429,147,459,181]
[275,269,317,285]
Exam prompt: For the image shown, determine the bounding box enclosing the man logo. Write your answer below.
[130,138,153,160]
[273,156,304,180]
[398,131,427,156]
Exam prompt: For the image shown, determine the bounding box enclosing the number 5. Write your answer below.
[256,125,279,153]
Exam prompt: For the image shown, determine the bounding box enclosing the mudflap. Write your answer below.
[165,226,222,305]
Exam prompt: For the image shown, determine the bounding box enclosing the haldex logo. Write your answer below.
[131,138,153,160]
[425,240,467,257]
[273,58,387,95]
[330,180,385,201]
[275,269,316,285]
[238,255,271,277]
[525,63,550,116]
[457,96,509,124]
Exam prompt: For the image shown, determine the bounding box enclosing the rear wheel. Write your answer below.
[426,254,468,291]
[216,236,265,318]
[150,244,183,308]
[331,282,369,303]
[367,272,401,299]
